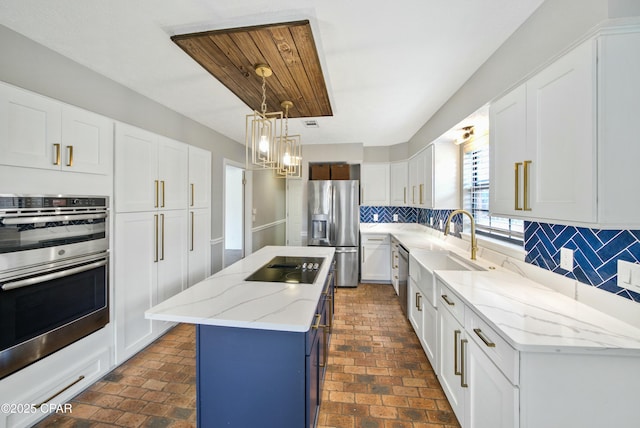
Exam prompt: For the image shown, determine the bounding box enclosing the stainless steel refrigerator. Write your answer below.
[308,180,360,287]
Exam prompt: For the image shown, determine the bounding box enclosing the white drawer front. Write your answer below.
[437,280,464,324]
[465,307,519,385]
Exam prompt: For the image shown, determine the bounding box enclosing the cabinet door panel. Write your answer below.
[389,161,408,206]
[188,146,211,209]
[361,243,390,281]
[361,163,389,205]
[489,85,526,217]
[526,40,596,222]
[0,84,61,170]
[158,137,188,210]
[61,106,113,175]
[438,304,465,424]
[466,339,519,428]
[188,208,211,286]
[115,124,158,212]
[114,212,157,363]
[157,210,188,303]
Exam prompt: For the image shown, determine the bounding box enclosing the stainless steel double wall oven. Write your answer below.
[0,195,109,379]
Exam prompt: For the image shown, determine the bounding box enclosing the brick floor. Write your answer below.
[36,283,459,428]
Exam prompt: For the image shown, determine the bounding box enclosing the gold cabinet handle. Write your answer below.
[190,183,195,207]
[154,180,159,208]
[161,181,166,208]
[417,293,422,311]
[441,294,455,306]
[460,339,468,388]
[419,183,424,205]
[35,375,85,409]
[160,213,165,260]
[403,187,406,204]
[66,145,73,167]
[515,162,522,211]
[312,314,322,330]
[412,185,416,204]
[473,328,496,348]
[190,211,195,252]
[523,160,532,211]
[154,214,159,262]
[53,144,61,166]
[454,329,462,376]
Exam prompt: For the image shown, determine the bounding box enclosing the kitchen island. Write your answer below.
[146,246,335,428]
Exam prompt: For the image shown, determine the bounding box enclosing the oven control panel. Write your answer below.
[0,195,108,210]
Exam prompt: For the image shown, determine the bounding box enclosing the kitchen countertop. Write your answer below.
[361,223,640,355]
[145,245,335,332]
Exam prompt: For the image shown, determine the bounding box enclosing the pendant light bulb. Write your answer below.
[258,126,269,153]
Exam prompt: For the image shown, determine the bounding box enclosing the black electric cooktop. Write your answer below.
[245,256,325,284]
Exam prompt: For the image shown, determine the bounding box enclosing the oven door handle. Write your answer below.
[1,213,107,225]
[1,259,108,291]
[0,213,107,225]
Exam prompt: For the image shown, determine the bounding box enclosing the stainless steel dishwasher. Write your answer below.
[398,244,409,317]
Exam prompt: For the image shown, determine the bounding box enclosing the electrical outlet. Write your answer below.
[373,213,378,222]
[430,217,434,226]
[449,222,455,233]
[617,260,640,293]
[560,248,574,271]
[393,214,398,222]
[439,219,443,229]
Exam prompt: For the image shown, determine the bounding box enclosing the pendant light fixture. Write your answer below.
[246,64,283,170]
[276,100,302,178]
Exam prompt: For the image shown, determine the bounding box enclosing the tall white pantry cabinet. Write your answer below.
[114,122,211,363]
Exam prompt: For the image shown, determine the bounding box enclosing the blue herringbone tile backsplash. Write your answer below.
[360,206,640,303]
[525,222,640,302]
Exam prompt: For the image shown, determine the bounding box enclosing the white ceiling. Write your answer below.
[0,0,544,147]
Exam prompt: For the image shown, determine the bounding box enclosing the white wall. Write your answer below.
[408,0,617,154]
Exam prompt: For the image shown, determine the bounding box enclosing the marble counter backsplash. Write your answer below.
[360,205,640,306]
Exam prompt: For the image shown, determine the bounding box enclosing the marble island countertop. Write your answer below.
[145,246,335,332]
[361,223,640,355]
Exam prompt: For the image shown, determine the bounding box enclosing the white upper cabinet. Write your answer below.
[597,30,640,227]
[188,145,212,209]
[361,163,389,205]
[491,40,596,223]
[409,143,459,209]
[158,136,188,210]
[491,29,640,227]
[526,40,596,223]
[0,82,113,175]
[489,85,527,216]
[115,123,188,213]
[389,161,408,206]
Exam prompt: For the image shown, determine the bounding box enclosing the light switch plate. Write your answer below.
[449,222,455,233]
[430,217,434,226]
[617,260,640,293]
[439,219,443,229]
[393,214,398,222]
[373,213,378,222]
[560,247,574,271]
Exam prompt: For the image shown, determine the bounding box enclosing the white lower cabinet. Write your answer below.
[437,279,519,428]
[0,330,112,428]
[188,208,211,286]
[465,335,519,428]
[390,237,399,294]
[114,210,187,363]
[360,234,390,282]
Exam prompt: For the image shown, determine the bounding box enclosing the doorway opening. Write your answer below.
[224,162,244,268]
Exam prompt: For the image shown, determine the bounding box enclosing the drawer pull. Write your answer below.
[416,293,422,311]
[312,314,322,330]
[454,330,462,376]
[35,375,85,408]
[473,328,496,348]
[460,339,469,388]
[441,294,455,306]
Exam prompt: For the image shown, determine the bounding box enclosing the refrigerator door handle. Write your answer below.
[330,184,336,244]
[335,248,358,253]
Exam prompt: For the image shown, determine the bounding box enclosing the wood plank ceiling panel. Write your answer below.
[172,20,332,118]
